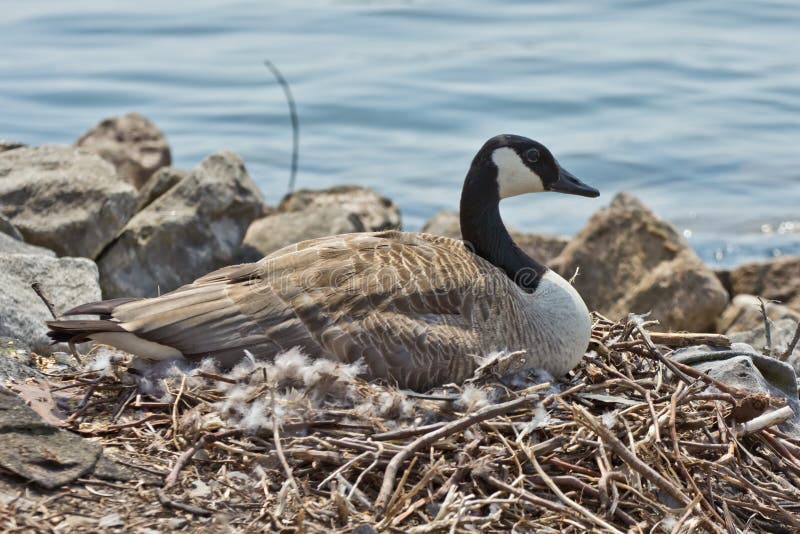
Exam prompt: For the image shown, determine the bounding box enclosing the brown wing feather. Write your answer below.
[101,231,501,389]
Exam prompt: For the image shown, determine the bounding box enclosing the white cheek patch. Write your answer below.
[492,147,545,199]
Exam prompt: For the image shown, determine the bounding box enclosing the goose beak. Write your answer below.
[549,166,600,198]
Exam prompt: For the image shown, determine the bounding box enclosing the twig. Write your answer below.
[374,394,538,512]
[527,447,626,534]
[157,490,212,516]
[263,59,299,193]
[758,297,772,354]
[736,406,794,435]
[164,429,242,488]
[31,281,57,319]
[780,320,800,361]
[572,403,692,507]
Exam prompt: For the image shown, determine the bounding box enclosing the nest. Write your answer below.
[4,314,800,533]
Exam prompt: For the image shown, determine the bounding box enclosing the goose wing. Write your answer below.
[102,231,498,389]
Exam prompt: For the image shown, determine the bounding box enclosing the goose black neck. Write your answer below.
[459,166,547,293]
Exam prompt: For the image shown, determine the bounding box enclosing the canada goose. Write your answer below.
[48,135,599,391]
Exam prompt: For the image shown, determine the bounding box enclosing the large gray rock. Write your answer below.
[0,213,22,240]
[278,185,401,231]
[76,113,171,189]
[241,205,364,260]
[550,193,728,331]
[97,151,265,297]
[672,343,800,435]
[717,294,800,334]
[0,386,102,488]
[240,185,400,259]
[421,210,569,265]
[0,232,55,257]
[0,213,55,256]
[0,254,101,353]
[0,146,138,258]
[136,166,186,211]
[728,256,800,312]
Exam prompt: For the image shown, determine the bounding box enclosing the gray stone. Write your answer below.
[0,386,102,488]
[421,210,569,266]
[97,151,265,297]
[76,112,171,189]
[241,205,366,260]
[550,193,728,331]
[728,256,800,312]
[0,141,24,153]
[0,146,138,258]
[136,166,186,211]
[672,343,800,435]
[717,294,800,334]
[0,232,55,256]
[278,185,401,232]
[0,213,22,240]
[0,338,43,382]
[0,254,101,353]
[240,185,400,260]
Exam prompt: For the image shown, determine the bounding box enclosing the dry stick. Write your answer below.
[163,429,243,488]
[758,297,772,354]
[737,406,794,435]
[156,490,213,516]
[571,404,692,507]
[31,281,57,319]
[648,332,731,348]
[669,384,726,527]
[527,451,625,534]
[374,394,538,512]
[171,375,186,449]
[477,473,573,516]
[780,320,800,361]
[631,319,693,386]
[274,415,302,497]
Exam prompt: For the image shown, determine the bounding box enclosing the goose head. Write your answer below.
[460,135,599,292]
[466,134,599,201]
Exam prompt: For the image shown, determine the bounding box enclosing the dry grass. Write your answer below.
[3,313,800,533]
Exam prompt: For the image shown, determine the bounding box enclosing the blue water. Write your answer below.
[1,0,799,267]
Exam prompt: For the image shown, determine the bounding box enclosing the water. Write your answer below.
[1,0,799,267]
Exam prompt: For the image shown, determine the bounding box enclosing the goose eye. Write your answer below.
[524,148,540,163]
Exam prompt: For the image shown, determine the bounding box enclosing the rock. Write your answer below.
[0,146,138,258]
[0,338,43,382]
[0,213,23,240]
[616,251,730,332]
[419,210,461,237]
[241,205,365,260]
[550,193,728,331]
[0,254,101,353]
[0,233,56,256]
[1,212,55,256]
[717,294,800,334]
[672,343,800,435]
[728,318,800,374]
[240,185,401,260]
[728,256,800,312]
[0,385,152,488]
[278,185,401,231]
[0,385,102,488]
[420,210,569,265]
[0,141,24,153]
[135,166,186,211]
[97,151,265,297]
[75,113,171,189]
